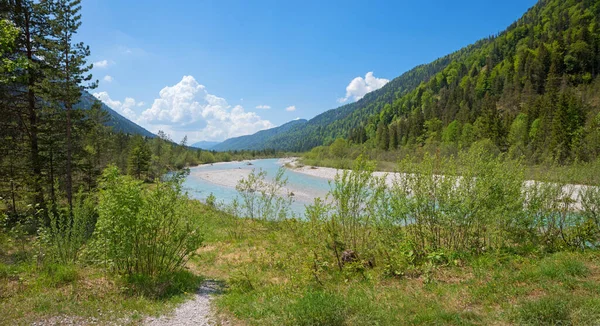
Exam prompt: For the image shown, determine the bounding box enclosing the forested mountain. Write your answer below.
[226,0,600,164]
[212,119,307,151]
[77,92,155,138]
[355,0,600,164]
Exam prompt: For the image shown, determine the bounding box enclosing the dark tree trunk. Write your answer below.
[22,1,46,219]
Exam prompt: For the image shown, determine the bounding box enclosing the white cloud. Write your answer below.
[285,105,296,112]
[93,91,139,121]
[94,60,110,68]
[338,72,389,103]
[103,75,113,83]
[255,105,271,110]
[137,101,145,107]
[139,75,274,142]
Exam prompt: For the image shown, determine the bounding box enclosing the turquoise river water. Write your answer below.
[182,158,332,215]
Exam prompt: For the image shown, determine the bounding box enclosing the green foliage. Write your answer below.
[328,138,348,158]
[199,151,216,164]
[394,148,524,255]
[127,136,152,180]
[206,192,217,207]
[38,192,96,264]
[41,263,79,287]
[90,166,203,282]
[320,156,385,266]
[0,19,26,82]
[235,167,293,221]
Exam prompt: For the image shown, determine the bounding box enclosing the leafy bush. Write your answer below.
[393,147,524,255]
[38,192,96,264]
[90,166,203,282]
[235,167,293,221]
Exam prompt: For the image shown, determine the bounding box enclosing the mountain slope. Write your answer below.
[221,0,600,164]
[212,119,308,151]
[77,92,155,138]
[215,34,495,151]
[360,0,600,163]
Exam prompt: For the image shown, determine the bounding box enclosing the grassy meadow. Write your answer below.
[2,147,600,325]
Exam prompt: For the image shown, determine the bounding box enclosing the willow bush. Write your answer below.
[307,156,387,270]
[386,146,525,258]
[307,145,600,276]
[90,166,203,280]
[235,167,293,221]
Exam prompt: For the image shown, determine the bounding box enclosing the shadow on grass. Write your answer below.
[125,270,207,300]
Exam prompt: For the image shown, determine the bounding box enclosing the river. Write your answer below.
[182,158,331,215]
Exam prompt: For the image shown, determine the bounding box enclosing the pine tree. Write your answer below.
[38,0,96,209]
[81,101,111,190]
[388,124,398,150]
[127,136,151,180]
[4,0,51,216]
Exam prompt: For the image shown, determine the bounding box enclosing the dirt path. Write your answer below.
[145,280,222,326]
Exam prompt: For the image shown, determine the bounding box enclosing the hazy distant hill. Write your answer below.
[191,141,221,150]
[212,119,307,151]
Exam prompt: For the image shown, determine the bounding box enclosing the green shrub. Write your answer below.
[206,193,217,207]
[90,166,203,284]
[235,167,293,221]
[394,147,525,255]
[38,191,96,264]
[287,290,347,326]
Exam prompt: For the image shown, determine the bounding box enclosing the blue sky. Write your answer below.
[81,0,538,143]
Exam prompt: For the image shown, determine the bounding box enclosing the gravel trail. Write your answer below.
[145,280,222,326]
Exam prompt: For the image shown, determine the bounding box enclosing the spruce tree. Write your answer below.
[38,0,96,209]
[4,0,51,216]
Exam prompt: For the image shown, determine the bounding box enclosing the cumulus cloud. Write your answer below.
[338,72,389,103]
[103,75,113,83]
[285,105,296,112]
[255,105,271,110]
[94,60,110,68]
[139,76,274,141]
[93,91,139,121]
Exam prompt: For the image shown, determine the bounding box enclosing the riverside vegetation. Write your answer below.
[4,147,600,324]
[2,0,600,325]
[190,147,600,325]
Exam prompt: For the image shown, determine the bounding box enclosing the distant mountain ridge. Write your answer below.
[191,141,221,150]
[212,119,308,151]
[77,91,155,138]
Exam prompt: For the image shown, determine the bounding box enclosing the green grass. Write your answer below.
[189,205,600,325]
[0,236,202,325]
[3,201,600,325]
